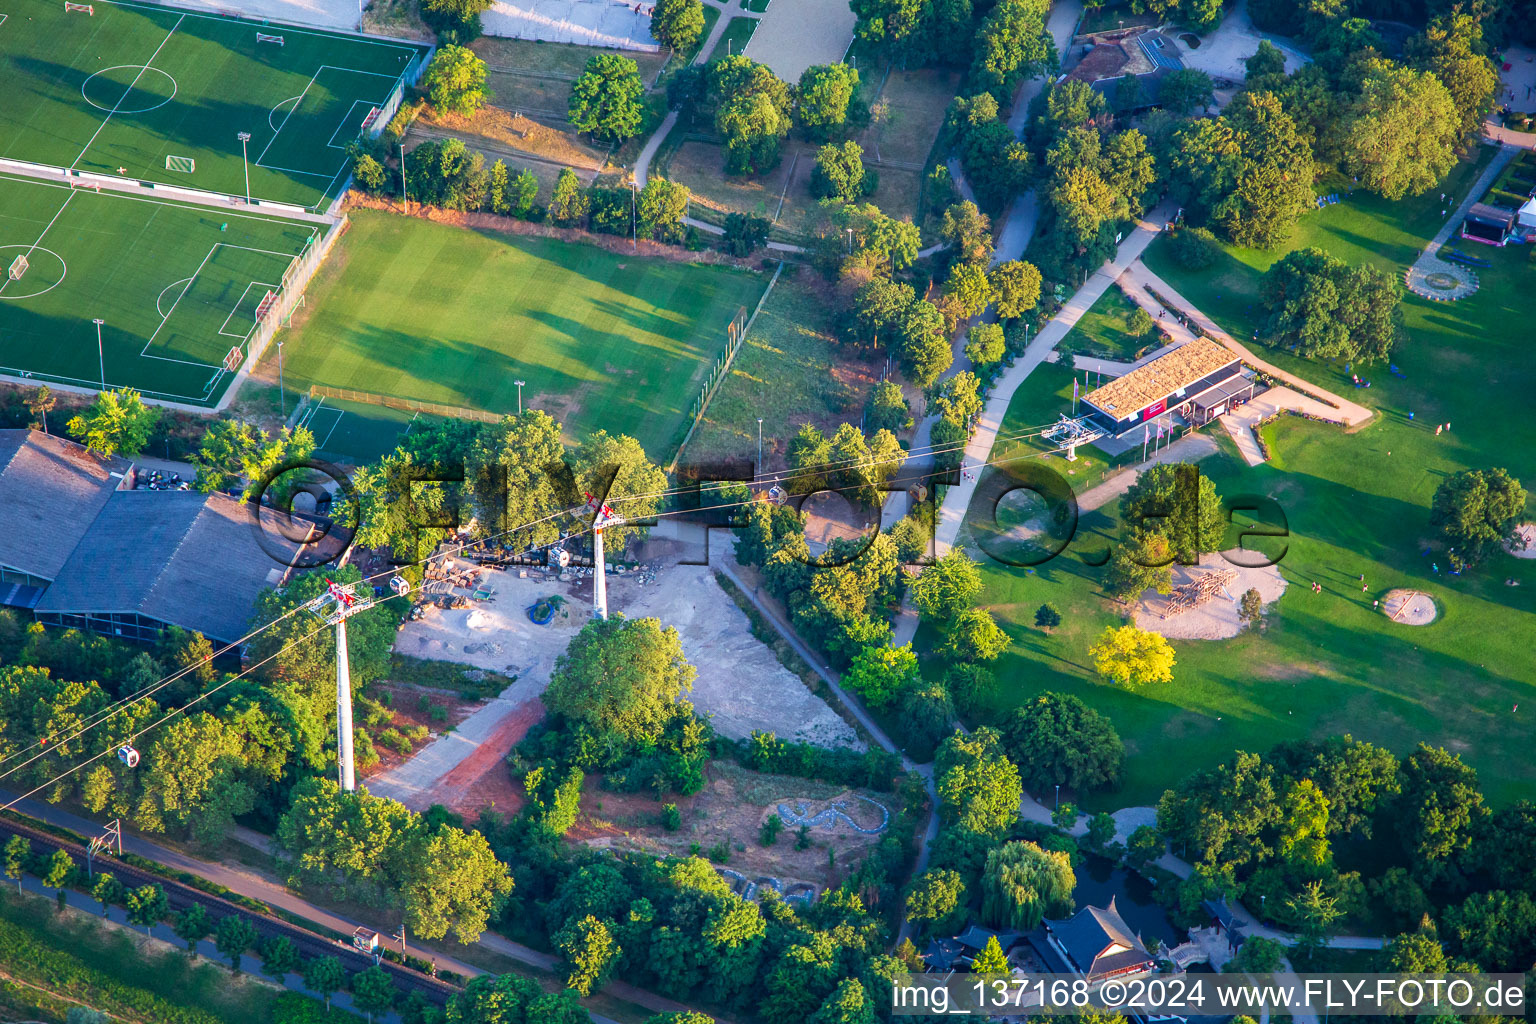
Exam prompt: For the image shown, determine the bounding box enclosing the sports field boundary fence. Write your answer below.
[668,259,785,473]
[325,43,435,218]
[306,385,505,424]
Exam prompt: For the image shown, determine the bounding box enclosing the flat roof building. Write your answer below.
[1080,338,1252,437]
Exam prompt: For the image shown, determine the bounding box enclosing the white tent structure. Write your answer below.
[1518,196,1536,236]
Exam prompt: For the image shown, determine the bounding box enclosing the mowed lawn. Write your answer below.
[933,151,1536,809]
[275,210,769,458]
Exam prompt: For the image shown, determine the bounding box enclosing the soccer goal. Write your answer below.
[223,345,244,372]
[63,2,93,13]
[360,107,382,134]
[255,290,279,324]
[256,31,284,44]
[7,256,27,282]
[165,155,195,173]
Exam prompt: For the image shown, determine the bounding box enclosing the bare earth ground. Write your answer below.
[1507,523,1536,558]
[420,107,609,170]
[1381,588,1439,626]
[367,538,858,810]
[1134,549,1286,640]
[575,760,895,898]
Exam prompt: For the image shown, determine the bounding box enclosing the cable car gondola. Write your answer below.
[117,745,140,768]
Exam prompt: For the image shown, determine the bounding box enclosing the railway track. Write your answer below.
[0,816,459,1008]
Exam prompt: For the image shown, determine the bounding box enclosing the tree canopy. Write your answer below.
[569,54,647,143]
[543,616,697,747]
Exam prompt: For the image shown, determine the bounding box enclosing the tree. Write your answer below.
[940,201,993,265]
[811,141,874,202]
[1050,164,1118,247]
[1225,935,1285,973]
[1103,527,1174,603]
[419,0,490,39]
[1407,11,1498,143]
[1158,68,1215,114]
[303,956,346,1011]
[1430,468,1526,564]
[851,0,927,59]
[981,840,1076,930]
[570,54,646,143]
[810,978,875,1024]
[1168,225,1220,269]
[844,643,920,709]
[1342,62,1458,200]
[989,260,1041,318]
[135,712,255,845]
[721,212,770,256]
[3,835,27,892]
[1442,890,1536,972]
[797,63,860,137]
[556,914,620,996]
[1286,880,1343,943]
[25,386,56,434]
[1052,802,1078,829]
[1240,588,1262,624]
[1245,39,1287,78]
[1089,625,1175,688]
[965,323,1006,367]
[91,872,124,914]
[544,616,696,746]
[931,371,983,429]
[258,935,301,978]
[351,965,396,1024]
[936,727,1022,836]
[67,388,158,456]
[1034,603,1061,629]
[959,118,1033,211]
[939,262,993,324]
[424,45,488,117]
[192,419,315,498]
[124,883,167,934]
[637,178,691,243]
[43,849,74,891]
[1396,743,1487,875]
[1260,247,1404,363]
[942,608,1008,663]
[892,299,951,387]
[969,0,1057,101]
[1086,811,1117,850]
[910,551,982,622]
[215,915,258,972]
[402,824,514,943]
[651,0,705,53]
[173,904,211,953]
[1120,462,1227,562]
[971,934,1010,974]
[550,167,590,226]
[712,57,792,174]
[1127,825,1164,866]
[1001,692,1124,792]
[904,868,965,930]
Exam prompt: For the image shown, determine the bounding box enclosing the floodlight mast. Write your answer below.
[312,579,378,792]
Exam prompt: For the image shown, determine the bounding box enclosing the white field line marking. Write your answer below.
[0,172,318,229]
[256,65,399,172]
[217,279,280,338]
[69,14,186,170]
[325,98,374,149]
[0,192,75,299]
[316,407,345,450]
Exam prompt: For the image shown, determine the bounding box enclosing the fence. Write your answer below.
[308,384,504,423]
[325,44,433,218]
[668,260,785,471]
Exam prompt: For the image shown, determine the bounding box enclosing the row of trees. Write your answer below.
[851,0,1058,101]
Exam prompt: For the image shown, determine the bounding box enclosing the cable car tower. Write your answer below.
[585,493,623,620]
[309,578,378,793]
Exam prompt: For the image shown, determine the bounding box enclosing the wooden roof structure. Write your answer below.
[1082,338,1238,419]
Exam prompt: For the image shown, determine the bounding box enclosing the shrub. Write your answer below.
[661,803,682,830]
[760,813,783,846]
[1168,226,1220,270]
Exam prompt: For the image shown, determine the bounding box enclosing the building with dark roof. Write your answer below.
[0,430,131,592]
[0,429,304,645]
[1462,203,1517,245]
[34,490,300,644]
[1044,898,1156,983]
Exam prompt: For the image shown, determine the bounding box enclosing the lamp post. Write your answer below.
[514,379,526,416]
[846,227,853,254]
[399,143,409,214]
[237,132,252,204]
[277,340,286,419]
[1054,784,1060,810]
[756,418,763,480]
[92,319,105,389]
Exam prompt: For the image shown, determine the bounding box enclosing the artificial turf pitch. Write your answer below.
[0,173,315,404]
[0,0,426,210]
[274,209,770,460]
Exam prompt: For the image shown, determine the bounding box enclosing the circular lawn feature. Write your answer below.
[1381,588,1438,625]
[82,66,178,114]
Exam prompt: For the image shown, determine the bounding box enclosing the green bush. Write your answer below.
[1167,225,1220,270]
[661,803,682,831]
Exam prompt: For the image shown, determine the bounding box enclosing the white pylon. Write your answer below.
[313,578,377,793]
[585,493,623,621]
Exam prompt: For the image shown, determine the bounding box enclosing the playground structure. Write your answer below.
[1161,567,1239,619]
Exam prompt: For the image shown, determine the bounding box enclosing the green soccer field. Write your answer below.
[0,0,427,210]
[273,210,771,459]
[0,172,316,404]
